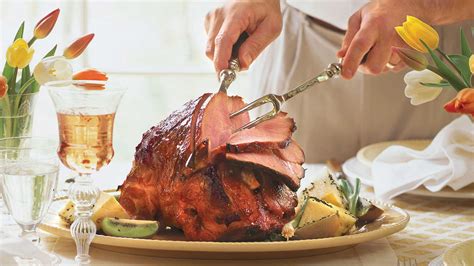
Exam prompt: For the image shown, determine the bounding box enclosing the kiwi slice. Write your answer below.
[101,217,159,238]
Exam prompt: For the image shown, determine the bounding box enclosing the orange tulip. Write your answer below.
[34,8,60,39]
[72,68,108,81]
[73,69,108,90]
[444,88,474,116]
[63,33,95,59]
[0,75,8,98]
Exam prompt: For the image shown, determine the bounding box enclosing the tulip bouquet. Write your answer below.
[393,16,474,117]
[0,8,103,139]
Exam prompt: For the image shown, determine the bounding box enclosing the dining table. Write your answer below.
[1,162,472,266]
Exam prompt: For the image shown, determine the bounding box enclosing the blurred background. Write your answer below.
[0,0,253,163]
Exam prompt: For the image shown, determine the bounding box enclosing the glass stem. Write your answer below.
[20,224,40,245]
[68,173,100,264]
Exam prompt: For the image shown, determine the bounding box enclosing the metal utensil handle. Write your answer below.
[219,32,249,92]
[282,62,342,101]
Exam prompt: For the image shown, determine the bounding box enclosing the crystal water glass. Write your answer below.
[0,136,60,264]
[48,80,125,264]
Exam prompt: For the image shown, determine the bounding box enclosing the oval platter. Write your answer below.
[39,194,409,260]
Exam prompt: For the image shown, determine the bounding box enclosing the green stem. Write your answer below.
[28,36,37,47]
[435,48,469,87]
[426,65,444,77]
[1,94,13,138]
[3,68,18,137]
[8,68,18,93]
[13,77,35,114]
[11,77,36,137]
[427,65,464,92]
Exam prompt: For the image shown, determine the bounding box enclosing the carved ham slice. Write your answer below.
[226,151,304,191]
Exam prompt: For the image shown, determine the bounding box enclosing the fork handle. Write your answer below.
[230,32,249,71]
[219,32,249,92]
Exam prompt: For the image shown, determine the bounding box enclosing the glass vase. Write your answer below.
[0,92,38,139]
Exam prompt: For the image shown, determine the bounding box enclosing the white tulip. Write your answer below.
[33,56,73,85]
[403,70,444,105]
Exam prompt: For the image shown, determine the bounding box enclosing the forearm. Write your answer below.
[420,0,474,25]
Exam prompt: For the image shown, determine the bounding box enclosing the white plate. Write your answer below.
[356,140,431,168]
[343,139,474,199]
[443,240,474,266]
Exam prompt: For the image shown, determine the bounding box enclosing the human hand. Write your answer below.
[204,0,282,73]
[337,0,429,79]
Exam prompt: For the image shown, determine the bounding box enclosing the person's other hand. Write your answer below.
[205,0,282,74]
[337,0,428,79]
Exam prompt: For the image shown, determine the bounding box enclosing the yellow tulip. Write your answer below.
[6,39,35,69]
[469,55,474,74]
[395,16,439,53]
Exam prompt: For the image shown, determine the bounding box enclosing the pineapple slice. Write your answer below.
[295,214,340,239]
[295,197,356,237]
[59,192,130,229]
[298,198,337,227]
[299,168,345,208]
[330,203,357,236]
[58,200,75,224]
[321,192,343,208]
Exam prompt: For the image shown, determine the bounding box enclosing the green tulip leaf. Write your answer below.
[420,82,451,88]
[436,48,467,84]
[43,45,57,59]
[30,81,40,93]
[2,22,25,81]
[421,40,467,91]
[461,28,472,57]
[12,21,25,41]
[448,54,472,87]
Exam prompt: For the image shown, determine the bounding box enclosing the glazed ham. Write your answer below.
[119,92,305,241]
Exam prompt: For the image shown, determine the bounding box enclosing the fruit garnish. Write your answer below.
[59,191,130,228]
[101,217,159,238]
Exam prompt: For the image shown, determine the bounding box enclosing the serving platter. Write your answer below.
[39,194,409,260]
[344,139,474,199]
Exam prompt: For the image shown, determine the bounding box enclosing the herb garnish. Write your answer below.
[338,178,361,216]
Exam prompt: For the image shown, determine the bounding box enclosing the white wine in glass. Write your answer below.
[48,80,125,264]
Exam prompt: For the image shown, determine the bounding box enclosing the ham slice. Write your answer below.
[226,152,304,191]
[226,112,295,151]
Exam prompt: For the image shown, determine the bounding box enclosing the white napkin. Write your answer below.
[372,115,474,200]
[0,230,56,265]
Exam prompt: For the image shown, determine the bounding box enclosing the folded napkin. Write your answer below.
[372,115,474,200]
[0,230,56,265]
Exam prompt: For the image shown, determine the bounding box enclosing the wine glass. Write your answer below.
[48,80,125,264]
[0,136,60,264]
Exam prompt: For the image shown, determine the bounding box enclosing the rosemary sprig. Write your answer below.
[338,178,361,216]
